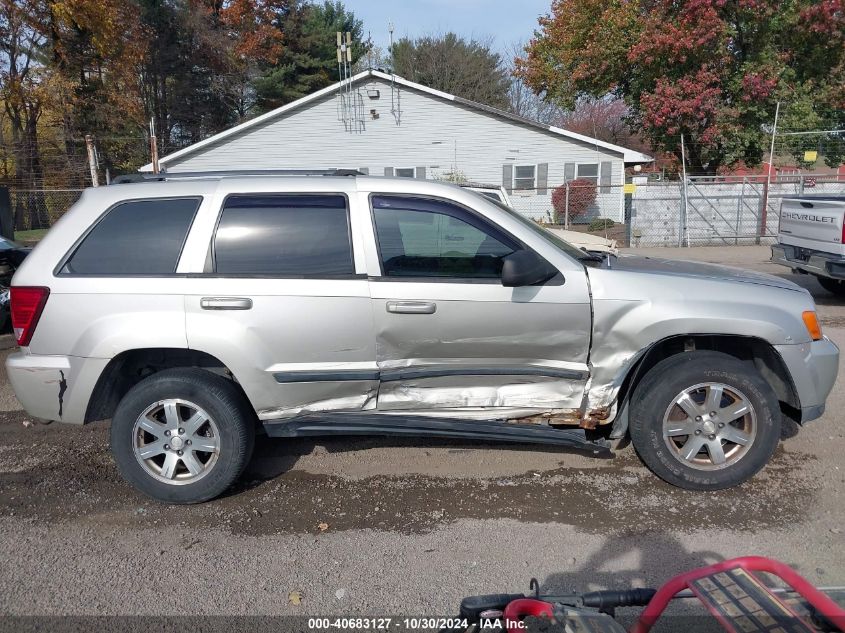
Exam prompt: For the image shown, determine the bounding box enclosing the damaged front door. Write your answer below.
[368,194,592,415]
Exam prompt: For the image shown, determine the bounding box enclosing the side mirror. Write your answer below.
[501,250,558,287]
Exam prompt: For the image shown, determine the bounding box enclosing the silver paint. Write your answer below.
[5,176,839,431]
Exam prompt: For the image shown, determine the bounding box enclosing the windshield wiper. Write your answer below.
[577,251,605,263]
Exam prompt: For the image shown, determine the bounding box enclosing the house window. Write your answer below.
[577,163,599,183]
[514,165,536,190]
[395,167,416,178]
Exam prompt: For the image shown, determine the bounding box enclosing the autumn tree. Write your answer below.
[557,96,649,155]
[0,0,49,190]
[138,0,285,150]
[199,0,285,119]
[391,33,511,109]
[518,0,845,173]
[505,41,562,124]
[46,0,150,177]
[253,0,364,110]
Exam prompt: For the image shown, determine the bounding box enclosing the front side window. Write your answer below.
[514,165,536,190]
[214,194,353,276]
[372,195,518,279]
[61,197,200,275]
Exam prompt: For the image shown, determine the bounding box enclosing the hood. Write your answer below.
[610,254,805,292]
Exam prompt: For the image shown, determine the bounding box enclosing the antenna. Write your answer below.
[335,30,364,133]
[336,31,346,125]
[345,31,353,128]
[365,30,374,70]
[388,20,401,125]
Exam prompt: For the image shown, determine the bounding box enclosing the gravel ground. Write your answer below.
[0,245,843,631]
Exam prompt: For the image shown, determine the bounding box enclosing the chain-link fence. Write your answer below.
[508,181,625,226]
[7,188,83,232]
[506,174,845,248]
[630,174,845,247]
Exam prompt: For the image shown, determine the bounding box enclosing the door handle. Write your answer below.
[200,297,253,310]
[386,300,436,314]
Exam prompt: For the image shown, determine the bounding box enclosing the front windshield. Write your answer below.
[466,190,595,262]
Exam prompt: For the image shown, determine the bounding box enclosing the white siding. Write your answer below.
[166,78,626,221]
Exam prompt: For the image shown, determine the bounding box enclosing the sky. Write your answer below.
[343,0,552,55]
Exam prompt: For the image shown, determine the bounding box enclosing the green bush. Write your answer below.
[588,218,615,232]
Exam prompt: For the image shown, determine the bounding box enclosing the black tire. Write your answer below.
[110,368,255,504]
[816,275,845,297]
[629,351,780,491]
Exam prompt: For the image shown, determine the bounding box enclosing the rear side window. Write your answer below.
[213,194,353,276]
[61,197,200,275]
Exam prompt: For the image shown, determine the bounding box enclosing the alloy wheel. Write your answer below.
[662,382,757,471]
[132,398,220,485]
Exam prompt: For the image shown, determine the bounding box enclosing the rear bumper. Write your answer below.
[771,244,845,280]
[6,351,108,424]
[774,337,840,423]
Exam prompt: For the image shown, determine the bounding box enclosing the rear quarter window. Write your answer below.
[60,197,201,275]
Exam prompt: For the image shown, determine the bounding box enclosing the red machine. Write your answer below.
[451,557,845,633]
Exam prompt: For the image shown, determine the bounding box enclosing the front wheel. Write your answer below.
[816,275,845,297]
[629,351,781,490]
[110,368,255,504]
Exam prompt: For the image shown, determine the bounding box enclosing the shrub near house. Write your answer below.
[552,179,597,224]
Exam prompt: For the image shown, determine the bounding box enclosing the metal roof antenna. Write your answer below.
[365,30,374,70]
[336,31,347,126]
[388,20,401,125]
[345,31,353,130]
[336,30,364,133]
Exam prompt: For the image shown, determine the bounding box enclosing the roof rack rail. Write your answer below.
[111,169,363,184]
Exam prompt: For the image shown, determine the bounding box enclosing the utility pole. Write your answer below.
[149,118,160,174]
[759,101,780,244]
[85,134,99,187]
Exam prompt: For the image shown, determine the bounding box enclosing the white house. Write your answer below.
[142,70,650,222]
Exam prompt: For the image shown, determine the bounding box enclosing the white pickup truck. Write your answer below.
[771,196,845,296]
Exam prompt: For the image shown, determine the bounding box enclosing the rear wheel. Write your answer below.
[816,275,845,297]
[110,368,255,504]
[629,351,780,490]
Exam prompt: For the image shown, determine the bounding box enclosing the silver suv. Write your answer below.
[6,173,839,503]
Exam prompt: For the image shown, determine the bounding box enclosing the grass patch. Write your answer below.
[14,228,49,243]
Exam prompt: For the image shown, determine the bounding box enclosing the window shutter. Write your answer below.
[502,164,513,193]
[358,167,369,175]
[564,163,575,182]
[415,166,426,179]
[384,167,394,177]
[600,161,612,193]
[537,163,549,195]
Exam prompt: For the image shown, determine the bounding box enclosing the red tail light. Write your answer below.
[11,286,50,346]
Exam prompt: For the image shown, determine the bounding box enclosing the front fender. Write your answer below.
[585,268,816,411]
